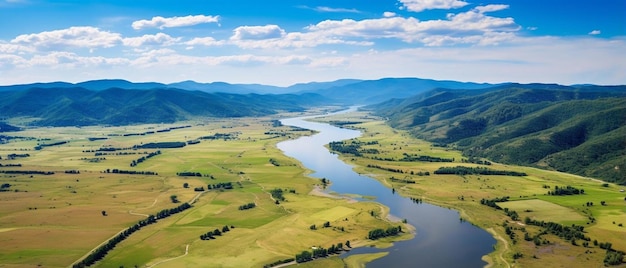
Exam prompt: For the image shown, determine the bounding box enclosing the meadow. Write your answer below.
[313,111,626,267]
[0,112,410,268]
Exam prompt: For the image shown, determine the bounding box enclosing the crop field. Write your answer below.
[313,111,626,268]
[0,112,410,268]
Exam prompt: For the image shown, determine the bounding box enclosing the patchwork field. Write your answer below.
[313,111,626,268]
[0,111,411,268]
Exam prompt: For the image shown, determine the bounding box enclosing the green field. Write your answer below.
[0,112,410,268]
[1,109,624,268]
[313,111,626,268]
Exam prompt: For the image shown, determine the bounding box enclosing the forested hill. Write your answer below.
[369,84,626,184]
[0,87,327,126]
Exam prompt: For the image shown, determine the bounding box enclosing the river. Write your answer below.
[277,108,496,268]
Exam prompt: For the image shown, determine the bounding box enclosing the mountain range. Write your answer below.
[0,77,624,183]
[368,83,626,184]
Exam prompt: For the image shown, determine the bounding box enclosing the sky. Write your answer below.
[0,0,625,86]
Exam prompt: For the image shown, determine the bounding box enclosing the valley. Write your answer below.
[0,107,623,267]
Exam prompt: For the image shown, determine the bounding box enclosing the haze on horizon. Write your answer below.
[0,0,624,87]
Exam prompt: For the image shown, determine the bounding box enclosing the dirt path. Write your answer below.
[147,244,190,268]
[486,227,511,268]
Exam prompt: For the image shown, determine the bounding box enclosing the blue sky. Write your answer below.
[0,0,624,86]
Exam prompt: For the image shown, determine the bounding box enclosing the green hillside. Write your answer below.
[371,84,626,184]
[0,87,327,126]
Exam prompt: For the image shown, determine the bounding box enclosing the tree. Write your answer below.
[345,240,351,248]
[101,210,107,216]
[222,225,230,233]
[183,182,189,188]
[323,221,330,228]
[170,195,179,203]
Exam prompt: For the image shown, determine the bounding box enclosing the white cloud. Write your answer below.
[11,26,122,50]
[315,6,361,13]
[132,15,220,30]
[589,30,601,35]
[475,4,509,13]
[399,0,469,12]
[306,7,519,46]
[383,12,397,18]
[122,33,181,47]
[185,37,225,47]
[231,25,286,41]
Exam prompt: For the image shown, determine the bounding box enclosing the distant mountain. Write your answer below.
[0,122,20,132]
[0,87,328,126]
[286,79,363,93]
[310,77,497,104]
[77,79,167,91]
[369,84,626,184]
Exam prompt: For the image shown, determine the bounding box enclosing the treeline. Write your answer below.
[0,170,54,175]
[134,142,186,149]
[434,166,526,176]
[6,153,29,159]
[328,140,379,156]
[367,226,402,240]
[367,164,405,174]
[34,141,68,150]
[106,126,192,137]
[548,185,584,196]
[479,196,510,209]
[200,225,232,240]
[72,202,191,268]
[105,169,157,175]
[294,242,346,263]
[177,171,203,177]
[0,163,22,167]
[238,202,256,210]
[199,132,239,140]
[130,150,161,167]
[524,217,589,242]
[400,153,453,162]
[208,182,234,190]
[389,176,416,184]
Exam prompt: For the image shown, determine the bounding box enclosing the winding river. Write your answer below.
[277,108,496,267]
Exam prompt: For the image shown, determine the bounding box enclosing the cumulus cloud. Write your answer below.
[11,26,122,50]
[589,30,601,35]
[383,12,397,17]
[132,15,220,30]
[231,25,286,41]
[185,37,226,47]
[399,0,469,12]
[306,6,519,46]
[122,33,181,47]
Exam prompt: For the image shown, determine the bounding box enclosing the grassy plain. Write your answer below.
[313,111,626,268]
[0,111,411,268]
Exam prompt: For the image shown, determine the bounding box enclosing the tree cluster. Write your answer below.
[134,142,186,149]
[208,182,233,190]
[547,185,584,196]
[269,188,285,201]
[105,169,157,175]
[238,202,256,210]
[400,153,453,162]
[0,170,54,175]
[130,150,161,167]
[479,196,510,209]
[200,225,232,240]
[367,226,402,240]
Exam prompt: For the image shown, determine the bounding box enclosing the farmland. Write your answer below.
[0,112,410,267]
[313,111,626,267]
